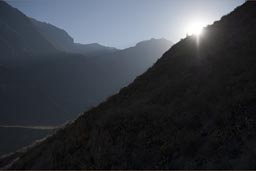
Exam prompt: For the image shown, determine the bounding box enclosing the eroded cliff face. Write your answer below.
[2,1,256,170]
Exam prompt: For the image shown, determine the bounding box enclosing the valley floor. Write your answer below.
[0,126,55,156]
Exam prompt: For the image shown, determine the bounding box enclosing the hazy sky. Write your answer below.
[6,0,244,48]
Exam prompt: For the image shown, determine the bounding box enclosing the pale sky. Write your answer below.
[7,0,244,48]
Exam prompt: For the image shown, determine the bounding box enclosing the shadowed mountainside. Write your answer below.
[0,38,172,126]
[2,1,256,169]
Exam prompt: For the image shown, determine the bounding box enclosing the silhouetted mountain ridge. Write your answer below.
[31,18,118,56]
[30,18,74,51]
[0,1,56,59]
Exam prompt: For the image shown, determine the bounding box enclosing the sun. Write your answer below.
[187,21,205,36]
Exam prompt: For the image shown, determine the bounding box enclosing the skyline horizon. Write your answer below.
[29,16,173,50]
[6,0,244,49]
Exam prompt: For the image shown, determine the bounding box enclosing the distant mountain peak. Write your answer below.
[135,38,172,48]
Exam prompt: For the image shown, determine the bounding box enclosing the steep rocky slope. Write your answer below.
[3,1,256,170]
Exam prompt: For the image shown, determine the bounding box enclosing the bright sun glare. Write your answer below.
[187,21,205,36]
